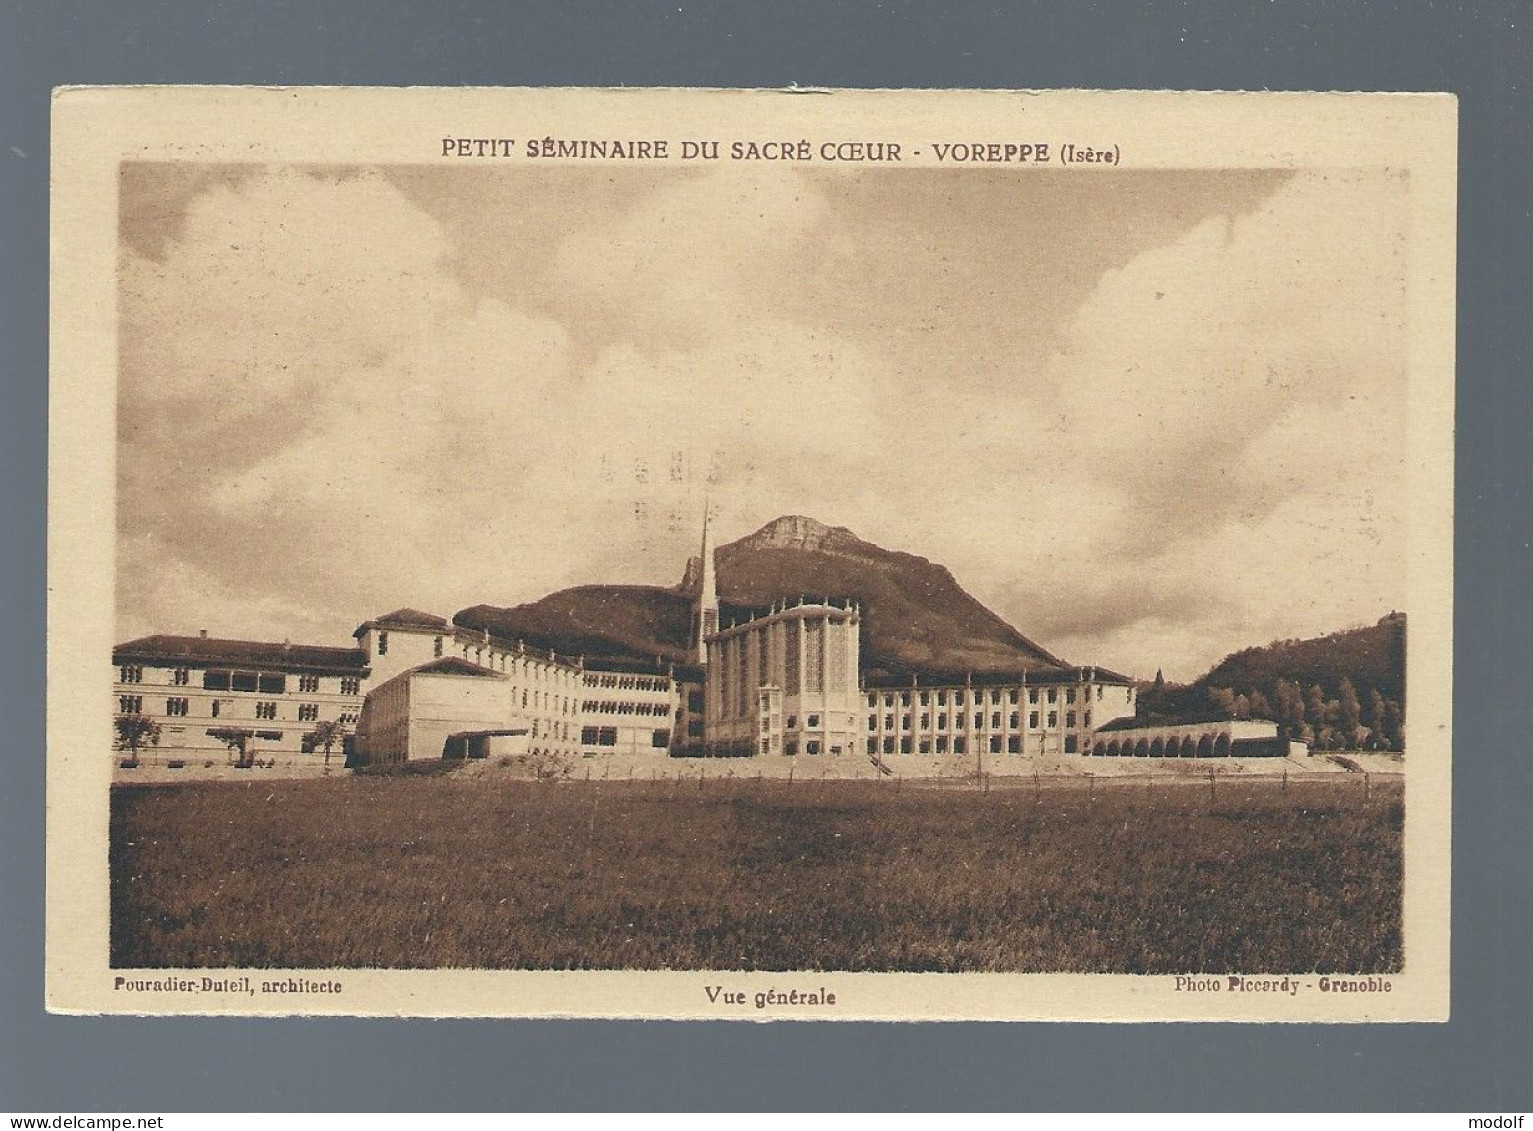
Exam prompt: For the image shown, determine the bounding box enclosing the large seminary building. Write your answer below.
[112,513,1301,778]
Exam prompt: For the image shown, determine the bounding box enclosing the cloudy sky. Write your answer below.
[117,161,1409,680]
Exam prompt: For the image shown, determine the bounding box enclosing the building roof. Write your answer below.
[113,634,370,675]
[1093,713,1277,733]
[353,607,451,637]
[862,665,1135,690]
[406,657,506,679]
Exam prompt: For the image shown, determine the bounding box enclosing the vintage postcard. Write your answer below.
[48,87,1455,1020]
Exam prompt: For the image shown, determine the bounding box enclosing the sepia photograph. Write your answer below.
[48,87,1456,1020]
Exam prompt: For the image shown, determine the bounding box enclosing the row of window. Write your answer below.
[865,686,1106,709]
[870,710,1088,731]
[580,700,671,717]
[119,696,353,725]
[519,690,577,716]
[868,734,1081,755]
[582,673,669,692]
[581,726,672,748]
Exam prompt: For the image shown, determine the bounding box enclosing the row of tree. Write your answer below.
[1140,673,1405,751]
[113,715,349,768]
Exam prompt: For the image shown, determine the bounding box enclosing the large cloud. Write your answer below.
[117,164,1410,682]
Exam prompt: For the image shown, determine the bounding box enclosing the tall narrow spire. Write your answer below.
[695,500,719,664]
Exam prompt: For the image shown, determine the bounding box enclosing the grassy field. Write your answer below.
[110,774,1403,973]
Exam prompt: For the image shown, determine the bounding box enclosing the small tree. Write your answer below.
[209,726,257,769]
[1337,677,1362,749]
[305,719,347,767]
[114,714,161,767]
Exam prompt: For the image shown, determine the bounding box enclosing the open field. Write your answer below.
[110,774,1403,973]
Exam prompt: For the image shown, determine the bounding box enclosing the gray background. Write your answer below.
[2,0,1528,1113]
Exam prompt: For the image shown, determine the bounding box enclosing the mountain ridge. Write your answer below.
[454,515,1064,679]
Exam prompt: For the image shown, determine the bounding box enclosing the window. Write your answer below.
[231,672,258,693]
[989,712,998,728]
[901,715,911,730]
[339,712,357,725]
[204,670,231,691]
[989,736,1002,753]
[784,740,797,756]
[1029,711,1039,728]
[1029,689,1039,704]
[581,727,599,745]
[1085,711,1092,727]
[210,700,221,718]
[990,690,1001,705]
[868,715,877,731]
[866,738,877,754]
[298,675,319,693]
[433,636,443,658]
[340,678,360,696]
[298,704,319,722]
[118,695,142,714]
[786,715,797,729]
[598,727,617,746]
[258,674,286,694]
[937,713,947,729]
[173,668,190,686]
[882,737,895,754]
[1009,713,1020,728]
[1008,689,1018,704]
[378,632,388,655]
[256,730,282,742]
[652,730,670,749]
[165,697,189,717]
[957,713,967,729]
[867,694,877,708]
[256,701,278,720]
[919,691,929,706]
[953,737,967,755]
[920,713,930,729]
[899,736,912,754]
[688,720,703,737]
[1007,735,1021,754]
[1064,735,1079,754]
[1047,689,1057,703]
[1067,688,1077,704]
[936,736,948,754]
[1047,711,1058,728]
[900,692,910,707]
[1097,686,1104,700]
[1066,711,1077,728]
[806,740,821,756]
[118,665,143,684]
[884,714,894,729]
[937,691,947,705]
[954,691,966,706]
[918,739,931,754]
[883,695,894,708]
[807,714,820,728]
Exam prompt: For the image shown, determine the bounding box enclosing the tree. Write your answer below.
[1337,677,1362,750]
[1272,679,1306,738]
[1231,693,1251,720]
[1206,686,1237,718]
[1248,688,1273,721]
[209,726,257,769]
[1305,684,1328,731]
[1365,688,1388,749]
[114,714,161,767]
[1381,699,1405,752]
[305,719,346,767]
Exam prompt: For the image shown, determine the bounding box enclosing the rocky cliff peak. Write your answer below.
[741,515,857,553]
